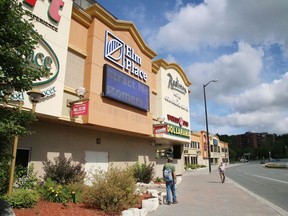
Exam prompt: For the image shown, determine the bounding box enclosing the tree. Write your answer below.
[0,0,50,195]
[0,0,49,91]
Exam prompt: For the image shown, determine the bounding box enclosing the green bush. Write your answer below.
[154,176,164,183]
[66,182,86,203]
[84,166,138,214]
[264,163,287,169]
[4,189,39,208]
[39,178,84,204]
[132,162,155,183]
[42,156,85,185]
[185,164,206,170]
[14,164,38,190]
[39,178,67,203]
[0,156,10,196]
[0,160,38,196]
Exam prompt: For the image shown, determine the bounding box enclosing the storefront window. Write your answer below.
[156,147,173,159]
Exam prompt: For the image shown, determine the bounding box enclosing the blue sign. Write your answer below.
[102,64,149,111]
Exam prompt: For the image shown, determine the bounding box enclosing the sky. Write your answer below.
[94,0,288,136]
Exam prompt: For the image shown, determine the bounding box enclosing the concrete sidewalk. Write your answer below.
[149,165,288,216]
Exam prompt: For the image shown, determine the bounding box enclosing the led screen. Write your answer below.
[102,64,150,111]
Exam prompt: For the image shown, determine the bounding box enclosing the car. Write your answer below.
[260,160,265,164]
[240,158,248,163]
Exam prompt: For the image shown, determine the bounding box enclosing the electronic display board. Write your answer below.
[102,64,150,111]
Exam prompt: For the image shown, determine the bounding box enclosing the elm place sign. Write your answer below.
[104,31,148,82]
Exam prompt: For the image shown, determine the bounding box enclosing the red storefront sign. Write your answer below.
[71,101,88,117]
[153,124,168,134]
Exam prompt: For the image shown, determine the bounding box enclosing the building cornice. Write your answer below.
[152,59,192,87]
[72,6,92,28]
[77,4,157,59]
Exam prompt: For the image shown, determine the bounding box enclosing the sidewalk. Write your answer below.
[149,164,288,216]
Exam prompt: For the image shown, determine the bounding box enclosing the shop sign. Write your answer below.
[0,86,56,101]
[23,0,64,23]
[71,101,89,117]
[167,114,189,127]
[164,96,188,112]
[104,31,148,82]
[167,73,187,95]
[153,124,168,134]
[166,123,190,139]
[30,38,60,86]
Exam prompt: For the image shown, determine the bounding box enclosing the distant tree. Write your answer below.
[228,148,236,162]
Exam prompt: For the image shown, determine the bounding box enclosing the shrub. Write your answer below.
[264,163,287,169]
[132,162,155,183]
[0,156,10,196]
[185,164,206,170]
[42,156,85,185]
[0,161,38,196]
[84,166,138,214]
[154,176,164,183]
[39,178,68,203]
[66,182,86,203]
[14,164,38,190]
[4,189,39,208]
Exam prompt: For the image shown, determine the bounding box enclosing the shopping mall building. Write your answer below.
[11,0,192,180]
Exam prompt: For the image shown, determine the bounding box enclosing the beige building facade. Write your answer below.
[13,0,192,180]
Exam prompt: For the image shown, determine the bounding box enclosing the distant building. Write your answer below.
[235,132,276,149]
[184,131,229,167]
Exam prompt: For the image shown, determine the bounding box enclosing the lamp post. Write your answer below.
[7,88,44,195]
[203,79,218,173]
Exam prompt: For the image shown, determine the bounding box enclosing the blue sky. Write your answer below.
[95,0,288,135]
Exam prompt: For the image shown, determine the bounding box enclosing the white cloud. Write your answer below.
[149,0,288,53]
[187,44,288,135]
[187,42,263,100]
[209,109,288,135]
[201,72,288,135]
[218,73,288,112]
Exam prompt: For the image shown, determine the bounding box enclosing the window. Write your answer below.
[16,148,30,168]
[189,141,200,149]
[156,147,173,159]
[155,145,182,159]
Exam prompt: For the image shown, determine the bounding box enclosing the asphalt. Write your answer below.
[149,164,288,216]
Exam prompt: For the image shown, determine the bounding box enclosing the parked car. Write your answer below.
[260,160,265,164]
[240,158,248,163]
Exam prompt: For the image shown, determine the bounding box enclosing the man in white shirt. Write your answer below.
[218,162,225,183]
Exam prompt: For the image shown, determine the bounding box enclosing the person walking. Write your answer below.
[163,158,177,205]
[218,162,225,183]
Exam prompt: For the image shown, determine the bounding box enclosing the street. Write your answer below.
[226,161,288,212]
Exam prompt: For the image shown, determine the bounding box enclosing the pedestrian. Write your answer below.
[163,157,177,205]
[218,162,225,183]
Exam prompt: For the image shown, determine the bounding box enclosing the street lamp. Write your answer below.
[157,116,165,124]
[203,79,218,173]
[7,88,44,195]
[27,88,45,112]
[75,87,87,99]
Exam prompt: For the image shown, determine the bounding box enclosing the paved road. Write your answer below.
[226,162,288,212]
